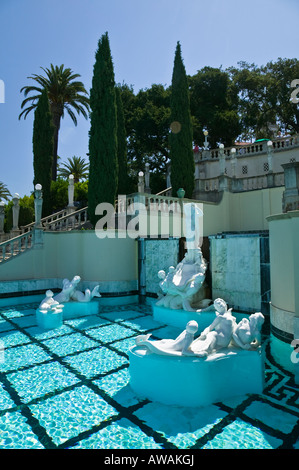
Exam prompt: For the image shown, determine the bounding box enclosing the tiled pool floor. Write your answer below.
[0,301,298,449]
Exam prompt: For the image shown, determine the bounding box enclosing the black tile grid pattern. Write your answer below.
[0,301,297,449]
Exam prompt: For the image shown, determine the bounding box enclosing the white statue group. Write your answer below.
[136,298,264,357]
[39,275,101,314]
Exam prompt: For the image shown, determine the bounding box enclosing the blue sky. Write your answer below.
[0,0,299,198]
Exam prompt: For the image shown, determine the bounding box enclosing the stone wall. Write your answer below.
[209,232,270,314]
[144,238,179,296]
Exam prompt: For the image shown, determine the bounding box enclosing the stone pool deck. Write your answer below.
[0,301,298,449]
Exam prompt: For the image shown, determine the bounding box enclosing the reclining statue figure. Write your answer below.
[135,298,264,357]
[40,276,101,306]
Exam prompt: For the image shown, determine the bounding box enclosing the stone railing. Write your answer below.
[21,207,71,234]
[44,207,88,231]
[117,193,183,215]
[196,172,285,193]
[196,135,299,161]
[0,231,33,263]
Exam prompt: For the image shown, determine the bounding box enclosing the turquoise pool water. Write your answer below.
[0,299,298,449]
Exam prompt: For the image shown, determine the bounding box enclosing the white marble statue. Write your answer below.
[135,298,265,358]
[38,290,64,313]
[231,312,264,350]
[156,249,211,311]
[155,202,212,311]
[42,276,101,304]
[135,320,199,356]
[189,298,235,357]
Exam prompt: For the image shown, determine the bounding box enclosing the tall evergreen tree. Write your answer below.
[88,32,118,226]
[169,42,194,199]
[32,88,54,216]
[115,86,128,194]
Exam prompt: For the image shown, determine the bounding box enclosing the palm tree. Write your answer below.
[19,64,90,181]
[0,182,11,201]
[58,156,89,183]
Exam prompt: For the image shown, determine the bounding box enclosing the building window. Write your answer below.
[263,162,269,172]
[290,158,296,163]
[242,165,248,175]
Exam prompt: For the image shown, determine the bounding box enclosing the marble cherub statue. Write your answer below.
[188,298,235,357]
[135,320,199,356]
[38,290,64,313]
[231,312,264,350]
[41,276,101,305]
[135,298,265,358]
[156,249,211,311]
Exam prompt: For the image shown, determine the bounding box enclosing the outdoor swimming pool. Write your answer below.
[0,298,298,449]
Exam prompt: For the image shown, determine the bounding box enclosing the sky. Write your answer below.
[0,0,299,198]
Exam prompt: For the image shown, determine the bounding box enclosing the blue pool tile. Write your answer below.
[29,385,118,446]
[243,401,298,435]
[0,411,44,448]
[99,310,144,322]
[0,343,51,372]
[0,330,31,348]
[25,323,74,340]
[112,337,136,355]
[64,346,128,379]
[41,332,98,357]
[87,324,136,343]
[73,417,162,449]
[64,316,110,330]
[123,317,164,332]
[7,362,79,403]
[0,383,15,411]
[94,368,143,407]
[134,402,227,449]
[202,418,283,449]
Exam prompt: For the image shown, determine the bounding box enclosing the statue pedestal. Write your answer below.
[153,304,216,330]
[36,300,100,329]
[129,345,264,407]
[36,309,63,330]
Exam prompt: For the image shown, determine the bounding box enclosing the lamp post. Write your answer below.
[231,147,237,178]
[138,171,145,193]
[219,144,225,175]
[203,130,209,150]
[67,174,75,213]
[34,184,43,228]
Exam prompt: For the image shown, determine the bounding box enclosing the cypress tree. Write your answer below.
[88,32,118,226]
[32,88,54,216]
[115,86,128,194]
[169,42,194,199]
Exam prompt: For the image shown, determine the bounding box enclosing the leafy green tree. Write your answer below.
[262,58,299,135]
[0,182,11,201]
[88,32,118,226]
[189,66,241,147]
[32,89,54,216]
[19,64,90,181]
[169,42,194,199]
[58,156,89,183]
[115,86,129,194]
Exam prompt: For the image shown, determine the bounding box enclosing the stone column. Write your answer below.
[33,184,44,248]
[138,171,144,193]
[281,161,299,212]
[219,144,225,175]
[266,140,274,187]
[67,174,76,213]
[10,193,20,238]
